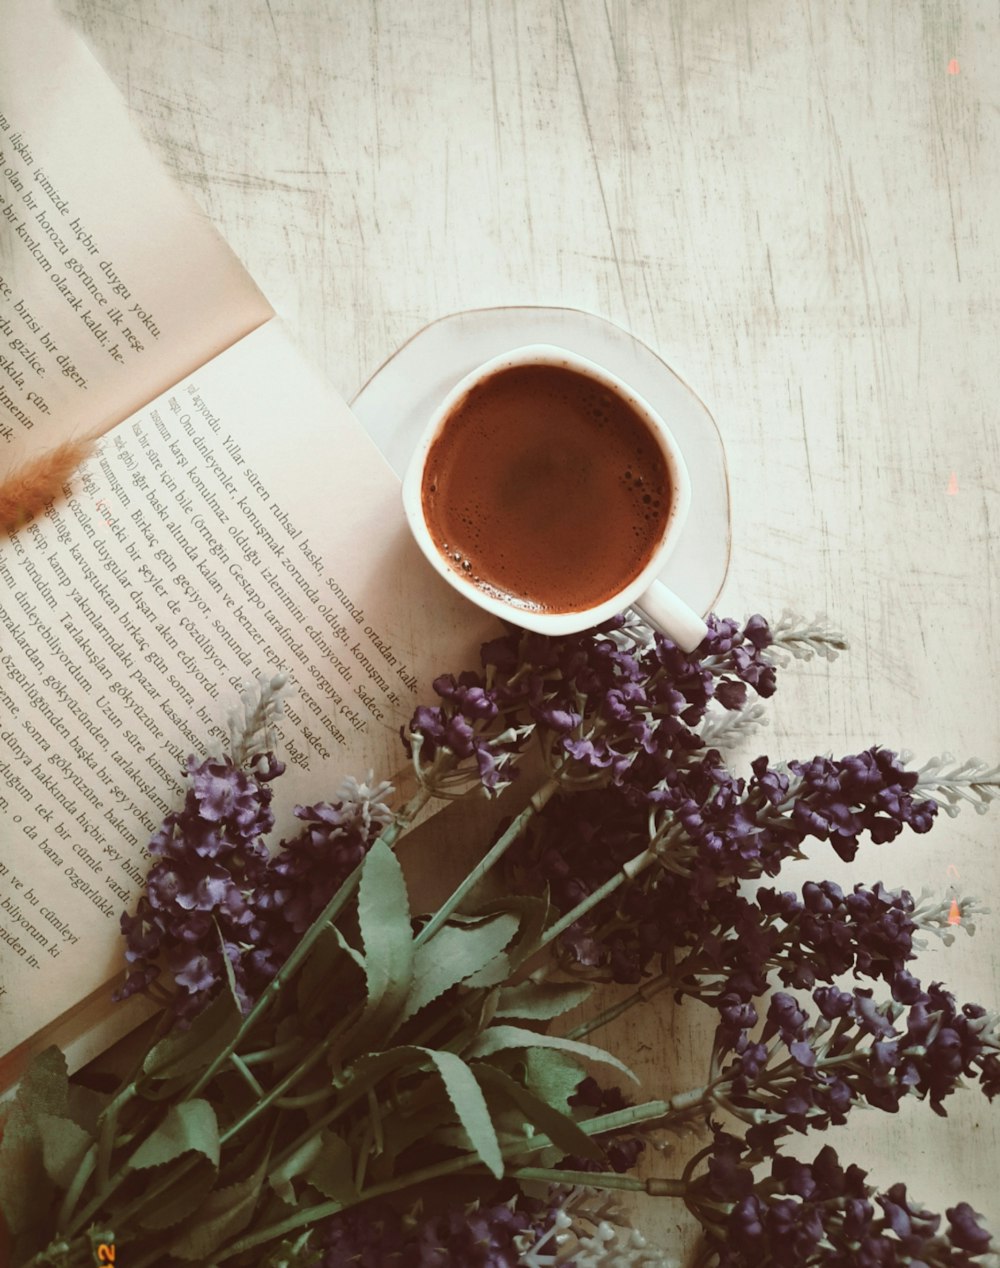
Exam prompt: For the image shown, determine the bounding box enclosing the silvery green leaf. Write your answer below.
[495,979,593,1021]
[127,1099,221,1173]
[341,1045,503,1178]
[466,1025,637,1083]
[472,895,549,971]
[0,1046,68,1234]
[475,1064,602,1162]
[306,1131,357,1204]
[354,839,413,1039]
[168,1147,270,1260]
[400,913,519,1025]
[425,1050,503,1178]
[523,1046,589,1116]
[37,1113,93,1189]
[269,1136,324,1205]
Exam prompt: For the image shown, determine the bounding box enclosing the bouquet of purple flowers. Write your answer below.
[3,612,998,1267]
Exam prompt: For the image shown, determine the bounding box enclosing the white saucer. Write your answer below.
[350,306,731,618]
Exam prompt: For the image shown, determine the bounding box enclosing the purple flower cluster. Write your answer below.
[407,671,516,791]
[405,614,777,798]
[655,745,937,880]
[117,757,391,1019]
[319,1196,561,1267]
[783,748,937,860]
[716,979,1000,1151]
[505,746,936,987]
[694,1136,993,1266]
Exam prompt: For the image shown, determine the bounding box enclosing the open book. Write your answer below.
[0,1,492,1087]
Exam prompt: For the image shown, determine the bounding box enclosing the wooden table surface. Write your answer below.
[57,0,1000,1257]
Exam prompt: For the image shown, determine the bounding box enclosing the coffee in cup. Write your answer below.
[402,345,708,651]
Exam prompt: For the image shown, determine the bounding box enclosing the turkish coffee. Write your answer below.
[420,363,672,614]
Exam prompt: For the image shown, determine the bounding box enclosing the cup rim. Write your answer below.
[401,343,693,635]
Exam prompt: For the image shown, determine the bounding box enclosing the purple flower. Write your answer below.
[118,756,394,1020]
[947,1203,993,1255]
[320,1196,561,1267]
[694,1140,995,1266]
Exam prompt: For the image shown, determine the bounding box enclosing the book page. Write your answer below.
[0,320,496,1081]
[0,0,273,477]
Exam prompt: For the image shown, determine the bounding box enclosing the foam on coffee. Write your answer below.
[421,363,672,614]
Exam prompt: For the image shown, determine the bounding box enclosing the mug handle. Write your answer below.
[632,579,708,654]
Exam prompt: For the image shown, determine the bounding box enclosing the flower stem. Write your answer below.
[538,844,657,950]
[564,968,675,1040]
[54,1143,97,1232]
[414,775,561,947]
[215,1098,677,1262]
[510,1165,685,1196]
[219,1042,328,1145]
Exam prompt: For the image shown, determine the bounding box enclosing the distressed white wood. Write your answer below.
[56,0,1000,1256]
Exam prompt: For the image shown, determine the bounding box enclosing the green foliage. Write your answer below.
[495,978,593,1020]
[2,780,643,1268]
[466,1023,638,1083]
[0,1049,72,1240]
[347,838,414,1055]
[37,1115,92,1191]
[166,1148,270,1260]
[401,912,519,1022]
[127,1099,220,1172]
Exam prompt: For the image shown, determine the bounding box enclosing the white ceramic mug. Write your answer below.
[401,344,709,652]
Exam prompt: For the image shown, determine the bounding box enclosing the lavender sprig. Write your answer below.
[117,758,394,1018]
[710,978,1000,1142]
[227,670,293,765]
[404,613,786,804]
[689,1137,993,1266]
[913,754,1000,817]
[762,611,849,664]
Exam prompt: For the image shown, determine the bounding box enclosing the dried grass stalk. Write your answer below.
[0,436,96,535]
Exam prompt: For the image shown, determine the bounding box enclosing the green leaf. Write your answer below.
[296,923,364,1021]
[474,1065,602,1162]
[401,913,520,1024]
[135,1157,217,1231]
[142,962,242,1087]
[354,839,413,1039]
[127,1098,220,1172]
[472,895,549,971]
[168,1147,270,1260]
[341,1045,502,1177]
[37,1113,93,1189]
[269,1136,324,1205]
[305,1130,357,1204]
[465,1025,637,1083]
[424,1050,503,1179]
[67,1082,107,1137]
[0,1046,68,1234]
[373,1102,459,1177]
[522,1047,587,1116]
[495,980,593,1021]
